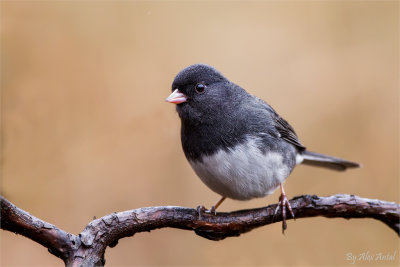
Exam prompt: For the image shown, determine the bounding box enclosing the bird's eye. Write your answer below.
[195,83,206,94]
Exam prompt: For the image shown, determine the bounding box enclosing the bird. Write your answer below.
[166,63,360,232]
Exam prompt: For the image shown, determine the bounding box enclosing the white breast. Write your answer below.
[189,137,292,200]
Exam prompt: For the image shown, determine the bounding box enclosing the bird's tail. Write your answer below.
[300,150,360,171]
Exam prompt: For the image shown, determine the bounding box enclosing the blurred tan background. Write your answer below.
[1,1,399,266]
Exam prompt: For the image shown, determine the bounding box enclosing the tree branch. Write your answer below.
[1,194,399,266]
[0,196,78,264]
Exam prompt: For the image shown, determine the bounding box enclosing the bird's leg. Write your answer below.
[274,183,295,233]
[197,196,226,217]
[209,196,226,215]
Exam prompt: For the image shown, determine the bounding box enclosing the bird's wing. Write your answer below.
[274,115,306,150]
[250,95,306,150]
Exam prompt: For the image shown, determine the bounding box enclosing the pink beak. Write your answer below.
[166,89,187,104]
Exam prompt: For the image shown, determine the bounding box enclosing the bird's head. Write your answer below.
[166,64,238,123]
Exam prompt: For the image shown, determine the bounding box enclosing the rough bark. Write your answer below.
[1,194,399,266]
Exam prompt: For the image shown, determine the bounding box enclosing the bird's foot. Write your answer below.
[273,192,295,233]
[196,197,225,217]
[196,205,216,217]
[209,205,217,215]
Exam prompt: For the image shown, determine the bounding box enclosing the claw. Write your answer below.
[196,205,207,217]
[272,204,280,222]
[209,206,217,215]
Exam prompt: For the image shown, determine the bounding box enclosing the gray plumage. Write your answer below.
[169,63,360,200]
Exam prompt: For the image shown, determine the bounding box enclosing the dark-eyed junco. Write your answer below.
[166,64,360,232]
